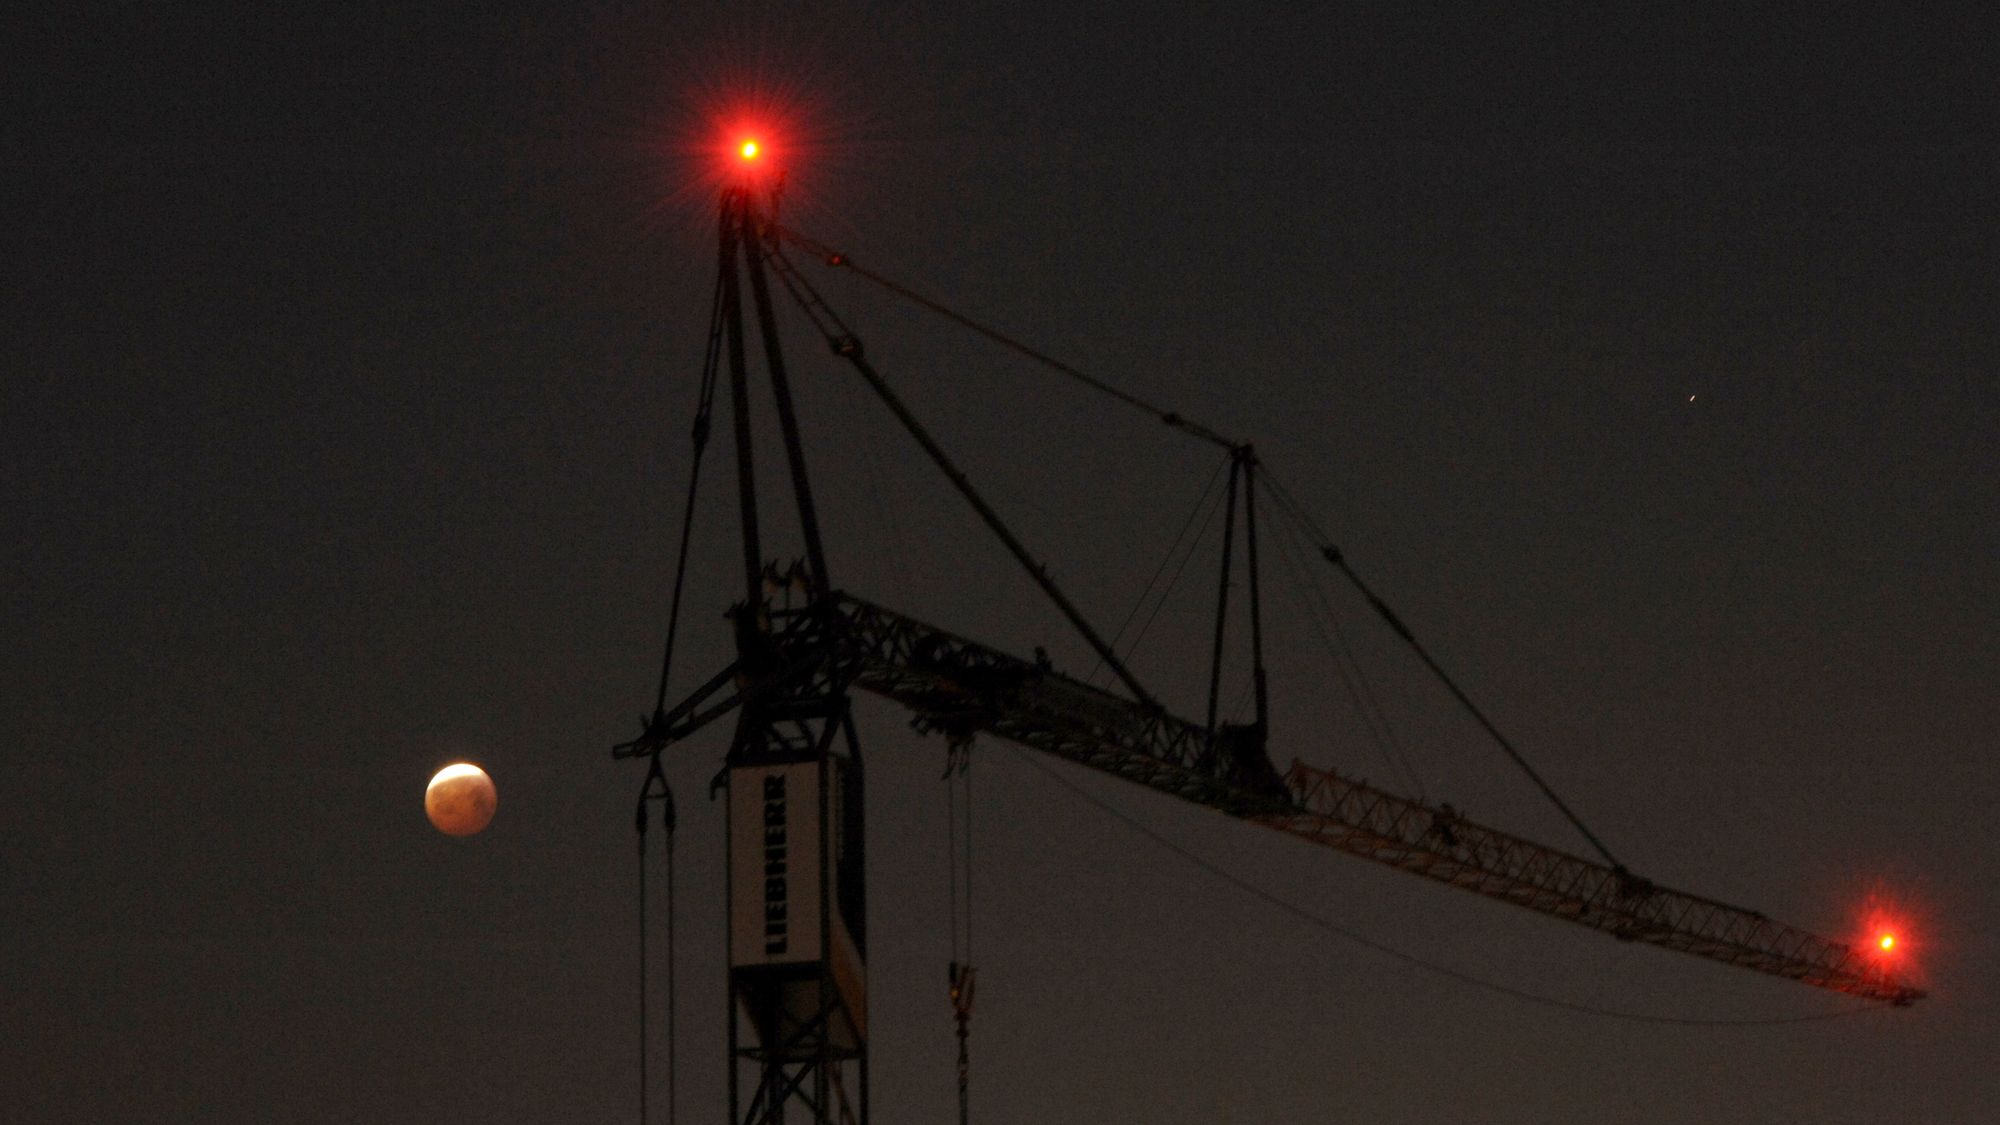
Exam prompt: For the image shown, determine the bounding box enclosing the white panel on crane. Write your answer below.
[729,761,824,966]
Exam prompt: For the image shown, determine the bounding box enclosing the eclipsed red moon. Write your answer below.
[426,762,497,836]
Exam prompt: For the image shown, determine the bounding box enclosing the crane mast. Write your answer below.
[663,185,870,1125]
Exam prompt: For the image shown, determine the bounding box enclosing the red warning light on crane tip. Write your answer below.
[1877,932,1896,952]
[739,139,761,161]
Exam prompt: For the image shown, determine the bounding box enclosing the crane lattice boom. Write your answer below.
[712,591,1918,1007]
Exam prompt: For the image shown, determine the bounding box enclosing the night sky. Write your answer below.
[7,4,1996,1121]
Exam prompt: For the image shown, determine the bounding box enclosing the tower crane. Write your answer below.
[617,172,1923,1125]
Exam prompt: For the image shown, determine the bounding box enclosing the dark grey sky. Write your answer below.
[6,3,1995,1122]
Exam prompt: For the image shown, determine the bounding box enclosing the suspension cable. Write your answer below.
[1202,457,1243,748]
[1088,453,1231,687]
[777,220,1628,884]
[1258,469,1628,871]
[776,226,1238,451]
[772,222,1572,834]
[1120,480,1229,670]
[762,239,1163,713]
[1261,486,1426,799]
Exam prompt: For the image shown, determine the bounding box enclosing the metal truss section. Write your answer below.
[1268,762,1922,1005]
[766,592,1922,1008]
[725,598,871,1125]
[778,595,1293,818]
[731,993,864,1125]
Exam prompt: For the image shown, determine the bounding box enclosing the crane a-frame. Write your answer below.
[616,180,1924,1125]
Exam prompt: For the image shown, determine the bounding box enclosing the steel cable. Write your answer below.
[1008,745,1889,1029]
[1258,469,1628,871]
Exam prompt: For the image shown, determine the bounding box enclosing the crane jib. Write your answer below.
[762,591,1922,1008]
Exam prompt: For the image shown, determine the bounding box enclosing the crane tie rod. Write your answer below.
[653,268,727,716]
[776,222,1626,872]
[1258,468,1629,873]
[761,237,1164,713]
[775,226,1242,452]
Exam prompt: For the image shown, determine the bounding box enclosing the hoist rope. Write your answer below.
[1006,745,1890,1028]
[633,248,724,1125]
[663,832,676,1125]
[636,814,647,1125]
[959,753,973,965]
[945,760,963,966]
[943,750,976,1125]
[635,763,679,1125]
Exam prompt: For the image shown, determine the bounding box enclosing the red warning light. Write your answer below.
[675,98,801,202]
[717,132,772,187]
[1835,883,1931,991]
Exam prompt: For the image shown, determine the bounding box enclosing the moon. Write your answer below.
[425,762,497,836]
